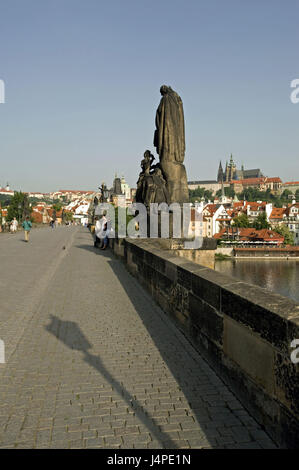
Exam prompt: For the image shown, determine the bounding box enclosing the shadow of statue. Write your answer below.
[45,314,179,448]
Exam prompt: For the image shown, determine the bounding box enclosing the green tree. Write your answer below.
[233,213,251,228]
[52,203,62,212]
[295,189,299,202]
[0,194,12,206]
[216,187,235,199]
[253,212,271,230]
[274,225,295,245]
[6,192,32,222]
[63,211,73,222]
[189,187,215,203]
[280,189,293,201]
[189,187,205,199]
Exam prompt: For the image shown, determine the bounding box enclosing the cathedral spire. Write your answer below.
[217,161,224,183]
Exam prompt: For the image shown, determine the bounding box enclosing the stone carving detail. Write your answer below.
[136,150,170,208]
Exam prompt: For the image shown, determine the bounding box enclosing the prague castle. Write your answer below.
[188,155,282,195]
[217,154,263,183]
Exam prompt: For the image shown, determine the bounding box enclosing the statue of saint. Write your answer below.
[153,86,189,204]
[135,152,169,207]
[154,85,185,163]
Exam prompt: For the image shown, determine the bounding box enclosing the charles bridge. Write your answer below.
[0,225,298,449]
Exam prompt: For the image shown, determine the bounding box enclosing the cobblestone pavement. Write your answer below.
[0,227,277,449]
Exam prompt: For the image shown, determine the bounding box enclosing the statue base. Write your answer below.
[160,160,189,204]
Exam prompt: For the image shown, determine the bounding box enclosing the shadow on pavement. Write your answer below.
[75,241,228,448]
[45,314,179,449]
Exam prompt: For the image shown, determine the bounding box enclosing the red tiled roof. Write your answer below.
[270,208,286,219]
[31,211,43,223]
[214,227,284,242]
[231,177,282,185]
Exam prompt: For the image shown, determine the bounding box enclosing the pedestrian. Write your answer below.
[22,216,32,242]
[101,215,112,250]
[94,216,102,248]
[10,217,18,234]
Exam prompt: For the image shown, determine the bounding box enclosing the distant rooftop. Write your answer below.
[188,180,218,185]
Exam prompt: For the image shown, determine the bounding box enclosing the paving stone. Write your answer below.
[0,227,276,450]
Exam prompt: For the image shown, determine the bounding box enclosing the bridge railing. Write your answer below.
[111,237,299,449]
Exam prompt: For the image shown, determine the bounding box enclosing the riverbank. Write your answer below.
[215,246,299,259]
[234,246,299,258]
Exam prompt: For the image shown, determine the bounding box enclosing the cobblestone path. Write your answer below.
[0,227,276,448]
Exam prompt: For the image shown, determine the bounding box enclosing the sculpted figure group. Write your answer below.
[136,85,189,208]
[136,150,170,207]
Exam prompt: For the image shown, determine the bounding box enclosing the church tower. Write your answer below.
[225,161,229,182]
[217,161,224,183]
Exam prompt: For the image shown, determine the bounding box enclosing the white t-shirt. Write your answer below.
[95,217,107,238]
[11,220,18,231]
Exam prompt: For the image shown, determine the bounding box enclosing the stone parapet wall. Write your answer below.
[111,238,299,448]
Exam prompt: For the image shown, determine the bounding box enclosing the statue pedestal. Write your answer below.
[160,160,189,204]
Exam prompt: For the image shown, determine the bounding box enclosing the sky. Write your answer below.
[0,0,299,192]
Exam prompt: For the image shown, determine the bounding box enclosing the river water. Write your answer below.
[214,259,299,304]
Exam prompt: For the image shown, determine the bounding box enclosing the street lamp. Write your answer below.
[99,183,109,203]
[18,203,22,223]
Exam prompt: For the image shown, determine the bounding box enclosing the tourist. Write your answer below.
[101,215,113,250]
[10,217,18,234]
[22,216,32,242]
[94,216,102,248]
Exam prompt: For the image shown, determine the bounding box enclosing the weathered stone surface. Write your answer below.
[221,282,299,354]
[153,86,189,204]
[191,268,236,311]
[112,238,299,448]
[189,294,223,346]
[274,352,299,419]
[223,316,275,394]
[279,406,299,449]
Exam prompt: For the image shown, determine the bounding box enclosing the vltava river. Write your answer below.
[214,259,299,303]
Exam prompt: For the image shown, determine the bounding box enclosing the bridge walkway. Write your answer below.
[0,226,276,448]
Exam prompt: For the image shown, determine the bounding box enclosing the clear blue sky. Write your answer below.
[0,0,299,192]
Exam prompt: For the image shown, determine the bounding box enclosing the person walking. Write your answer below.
[10,217,18,234]
[22,216,32,242]
[94,216,102,247]
[101,215,113,250]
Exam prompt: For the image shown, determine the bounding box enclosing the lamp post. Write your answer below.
[99,183,109,203]
[18,203,22,223]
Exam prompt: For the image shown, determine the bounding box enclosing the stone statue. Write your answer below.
[136,150,153,203]
[136,151,169,208]
[153,85,189,204]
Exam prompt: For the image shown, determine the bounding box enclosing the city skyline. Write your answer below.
[1,0,299,192]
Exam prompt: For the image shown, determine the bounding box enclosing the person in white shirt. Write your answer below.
[10,217,18,234]
[94,214,107,248]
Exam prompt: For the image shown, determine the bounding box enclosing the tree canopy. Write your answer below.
[6,192,31,222]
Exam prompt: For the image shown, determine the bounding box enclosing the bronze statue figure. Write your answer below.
[136,86,189,209]
[154,85,185,163]
[136,151,170,207]
[153,85,189,204]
